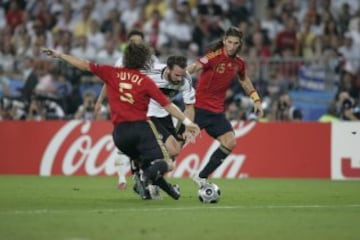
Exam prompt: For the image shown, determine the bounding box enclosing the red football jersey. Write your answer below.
[195,47,246,113]
[90,63,171,124]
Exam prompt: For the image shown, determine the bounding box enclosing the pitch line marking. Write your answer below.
[2,204,360,215]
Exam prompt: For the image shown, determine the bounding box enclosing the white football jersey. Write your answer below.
[146,63,195,118]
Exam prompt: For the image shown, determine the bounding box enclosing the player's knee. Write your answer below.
[219,133,236,150]
[227,138,236,150]
[165,158,174,171]
[165,137,182,157]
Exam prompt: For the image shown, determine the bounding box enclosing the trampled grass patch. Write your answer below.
[0,176,359,240]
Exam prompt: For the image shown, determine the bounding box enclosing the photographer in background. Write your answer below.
[26,93,65,120]
[74,90,108,120]
[336,90,360,121]
[0,97,26,120]
[273,93,303,121]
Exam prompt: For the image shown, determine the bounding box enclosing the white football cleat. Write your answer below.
[192,176,208,188]
[117,182,127,190]
[148,185,162,200]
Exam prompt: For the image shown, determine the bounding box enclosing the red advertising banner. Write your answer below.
[0,121,331,178]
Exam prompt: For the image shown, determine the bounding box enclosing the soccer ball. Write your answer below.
[198,183,221,203]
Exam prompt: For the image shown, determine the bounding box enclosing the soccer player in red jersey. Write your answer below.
[42,43,200,200]
[187,26,264,188]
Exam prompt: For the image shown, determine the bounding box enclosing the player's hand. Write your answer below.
[184,123,200,140]
[254,101,264,118]
[182,130,198,144]
[41,48,61,58]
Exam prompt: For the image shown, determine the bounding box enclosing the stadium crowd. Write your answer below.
[0,0,359,121]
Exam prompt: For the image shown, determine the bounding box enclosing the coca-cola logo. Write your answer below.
[40,121,256,178]
[40,121,117,176]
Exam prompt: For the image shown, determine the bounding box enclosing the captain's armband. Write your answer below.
[249,90,261,103]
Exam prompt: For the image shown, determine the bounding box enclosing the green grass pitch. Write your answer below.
[0,176,359,240]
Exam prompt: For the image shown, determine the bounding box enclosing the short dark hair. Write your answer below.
[127,29,144,41]
[123,42,151,69]
[166,55,187,69]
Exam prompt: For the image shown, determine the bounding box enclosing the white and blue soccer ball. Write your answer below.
[198,183,221,203]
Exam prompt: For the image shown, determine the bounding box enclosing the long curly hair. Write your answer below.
[123,42,152,69]
[209,26,243,55]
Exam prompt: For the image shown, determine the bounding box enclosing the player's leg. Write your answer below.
[114,151,129,189]
[197,131,234,178]
[138,120,181,199]
[112,122,152,200]
[150,116,182,157]
[152,177,180,200]
[192,108,234,187]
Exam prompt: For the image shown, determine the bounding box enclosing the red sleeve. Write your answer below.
[145,77,171,107]
[89,63,115,84]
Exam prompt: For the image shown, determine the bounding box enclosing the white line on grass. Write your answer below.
[2,204,360,215]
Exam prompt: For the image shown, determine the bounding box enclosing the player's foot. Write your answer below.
[192,176,208,188]
[148,185,162,200]
[117,182,127,190]
[169,184,180,200]
[133,172,151,200]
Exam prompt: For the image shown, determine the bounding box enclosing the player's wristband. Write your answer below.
[249,90,261,103]
[182,117,192,126]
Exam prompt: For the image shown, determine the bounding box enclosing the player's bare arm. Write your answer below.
[164,103,200,137]
[184,104,195,121]
[42,48,90,71]
[94,85,107,114]
[186,61,203,75]
[238,74,264,117]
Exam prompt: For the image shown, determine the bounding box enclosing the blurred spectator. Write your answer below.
[337,2,352,34]
[271,93,303,121]
[335,90,360,121]
[73,4,93,37]
[0,97,26,120]
[96,39,122,65]
[144,0,168,20]
[338,32,360,73]
[261,6,284,42]
[143,9,168,50]
[349,18,360,47]
[5,0,24,32]
[275,15,298,55]
[87,19,105,51]
[26,93,65,120]
[0,66,11,98]
[120,0,141,30]
[165,10,193,50]
[0,40,16,74]
[74,90,108,120]
[19,56,39,104]
[297,18,316,58]
[53,3,75,33]
[71,35,96,61]
[228,0,250,25]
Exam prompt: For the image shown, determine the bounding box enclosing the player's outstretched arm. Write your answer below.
[42,48,90,72]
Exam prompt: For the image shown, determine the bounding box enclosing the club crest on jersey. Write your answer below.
[200,56,208,64]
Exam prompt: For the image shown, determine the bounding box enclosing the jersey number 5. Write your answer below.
[119,83,134,104]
